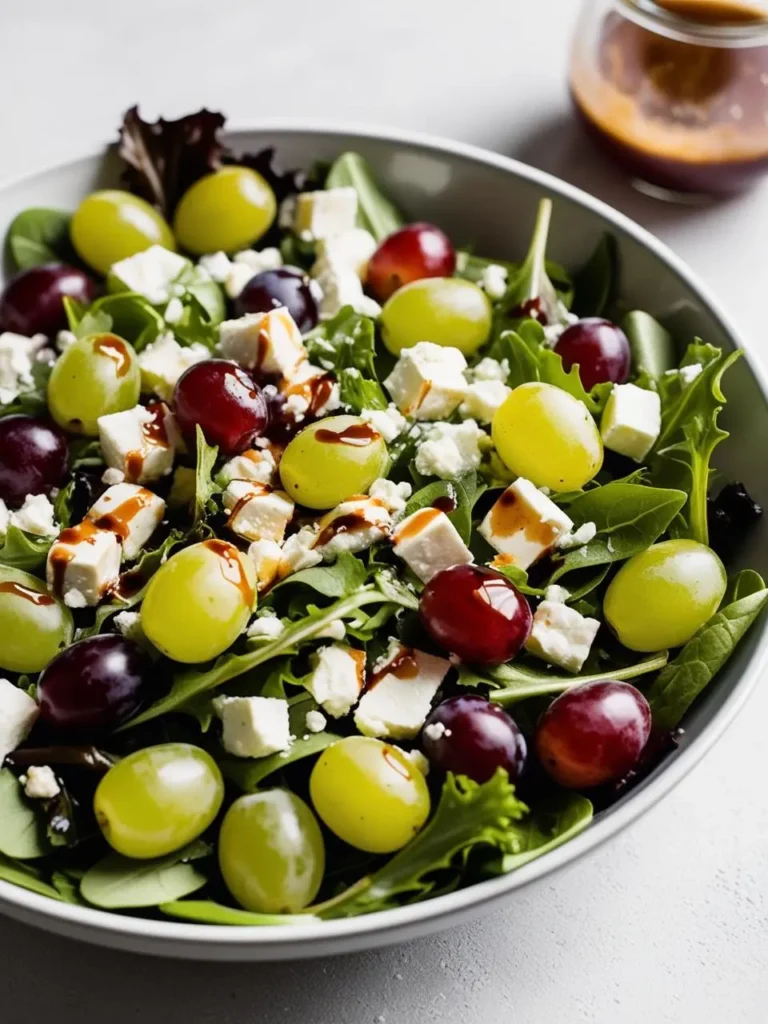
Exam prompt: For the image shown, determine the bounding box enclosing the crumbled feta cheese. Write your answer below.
[86,482,166,561]
[393,508,474,583]
[314,228,377,280]
[414,420,483,480]
[294,187,358,240]
[10,494,58,538]
[311,254,381,320]
[223,263,258,301]
[384,342,467,420]
[525,600,600,673]
[163,297,184,325]
[113,610,150,649]
[23,765,60,800]
[101,467,126,486]
[305,709,327,733]
[213,695,292,758]
[247,538,284,592]
[0,679,39,762]
[360,404,408,442]
[459,380,511,424]
[246,615,286,639]
[223,482,294,544]
[278,525,323,577]
[280,361,342,418]
[98,403,176,485]
[307,644,366,717]
[368,478,412,513]
[556,521,597,550]
[0,498,9,540]
[56,330,77,352]
[679,362,703,385]
[278,196,297,230]
[404,748,430,775]
[315,497,391,559]
[316,618,347,641]
[233,247,283,272]
[109,245,189,305]
[198,251,233,283]
[47,527,122,607]
[284,393,310,420]
[219,448,277,487]
[354,646,450,740]
[471,356,510,382]
[479,478,573,569]
[481,264,508,299]
[542,312,578,347]
[423,721,450,742]
[544,584,571,604]
[138,333,209,402]
[219,308,306,377]
[600,383,661,462]
[0,332,46,405]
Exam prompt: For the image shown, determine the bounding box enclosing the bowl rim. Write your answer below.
[2,117,768,954]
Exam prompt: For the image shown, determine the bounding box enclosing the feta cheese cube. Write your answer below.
[393,507,474,582]
[525,600,600,673]
[312,255,382,320]
[213,695,292,758]
[354,646,450,740]
[294,187,358,240]
[219,308,306,378]
[278,525,323,577]
[459,380,511,423]
[314,228,377,280]
[281,361,341,417]
[247,538,285,592]
[305,709,327,733]
[479,478,573,569]
[22,765,60,800]
[315,497,392,559]
[0,332,46,405]
[384,342,467,420]
[138,333,209,401]
[10,494,58,538]
[98,403,176,484]
[413,420,484,480]
[0,497,9,540]
[47,523,122,607]
[360,404,408,442]
[481,263,508,299]
[0,678,39,762]
[246,614,286,639]
[368,477,412,513]
[307,644,366,717]
[109,245,189,305]
[600,383,661,462]
[219,448,277,487]
[223,482,294,543]
[86,483,166,561]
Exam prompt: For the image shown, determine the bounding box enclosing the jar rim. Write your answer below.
[617,0,768,44]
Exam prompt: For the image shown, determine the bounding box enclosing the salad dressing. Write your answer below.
[489,490,560,547]
[315,423,380,447]
[432,494,457,514]
[394,507,441,542]
[49,520,103,594]
[89,487,156,543]
[125,403,171,482]
[368,646,419,688]
[203,538,255,608]
[0,580,55,606]
[93,335,132,377]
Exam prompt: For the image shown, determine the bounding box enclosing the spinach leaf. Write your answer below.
[338,367,388,414]
[324,152,405,242]
[403,473,481,545]
[304,306,378,377]
[6,208,75,269]
[0,526,53,574]
[549,482,687,583]
[74,293,165,350]
[0,853,63,901]
[461,651,669,704]
[572,235,617,318]
[160,900,316,926]
[318,771,526,918]
[0,769,48,859]
[498,199,567,327]
[274,551,368,598]
[194,425,220,524]
[621,310,676,379]
[647,574,768,731]
[491,793,594,874]
[81,841,210,909]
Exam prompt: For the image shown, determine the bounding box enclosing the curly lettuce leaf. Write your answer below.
[491,793,594,874]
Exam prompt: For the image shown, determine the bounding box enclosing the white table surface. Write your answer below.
[2,0,768,1020]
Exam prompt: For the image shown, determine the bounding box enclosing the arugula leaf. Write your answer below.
[160,900,316,926]
[6,208,76,270]
[491,793,594,874]
[647,573,768,731]
[274,551,368,599]
[338,367,388,414]
[571,235,617,318]
[460,651,669,704]
[318,771,527,918]
[549,482,687,583]
[403,473,481,545]
[0,853,63,901]
[194,425,220,524]
[498,199,567,327]
[0,769,48,859]
[304,306,378,377]
[621,310,676,379]
[324,152,405,242]
[0,526,53,574]
[80,840,210,909]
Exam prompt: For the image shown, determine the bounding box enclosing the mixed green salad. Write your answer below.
[0,107,764,927]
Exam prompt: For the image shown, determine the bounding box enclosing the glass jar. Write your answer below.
[570,0,768,196]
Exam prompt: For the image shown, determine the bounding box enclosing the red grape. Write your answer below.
[367,223,456,302]
[234,267,318,333]
[0,264,97,338]
[554,318,631,391]
[420,564,532,664]
[0,415,68,507]
[422,695,527,784]
[38,634,152,732]
[173,359,268,455]
[535,680,651,789]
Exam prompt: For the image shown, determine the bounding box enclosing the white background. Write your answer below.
[2,1,768,1020]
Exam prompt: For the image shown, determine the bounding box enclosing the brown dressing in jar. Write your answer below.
[0,580,55,606]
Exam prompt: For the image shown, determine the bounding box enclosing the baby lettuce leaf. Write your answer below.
[403,473,481,545]
[6,207,76,270]
[549,482,687,583]
[304,306,378,377]
[0,526,53,574]
[461,651,669,704]
[80,840,210,909]
[0,853,63,901]
[498,199,566,326]
[67,293,165,350]
[622,310,676,380]
[274,551,368,599]
[490,793,594,874]
[160,900,317,926]
[194,426,220,524]
[317,771,527,918]
[571,234,617,319]
[0,769,48,859]
[647,571,768,732]
[338,368,388,414]
[324,152,405,242]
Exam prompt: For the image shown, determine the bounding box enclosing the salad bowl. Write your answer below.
[0,120,767,960]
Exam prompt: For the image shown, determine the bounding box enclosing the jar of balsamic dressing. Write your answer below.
[570,0,768,196]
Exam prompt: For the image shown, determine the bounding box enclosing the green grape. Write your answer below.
[492,381,603,491]
[279,415,389,510]
[47,333,141,436]
[218,790,325,914]
[604,539,727,652]
[94,743,224,859]
[70,190,175,274]
[381,277,492,356]
[173,167,277,255]
[140,540,256,663]
[310,737,431,854]
[0,567,73,673]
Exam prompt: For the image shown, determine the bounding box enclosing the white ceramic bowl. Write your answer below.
[1,122,767,960]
